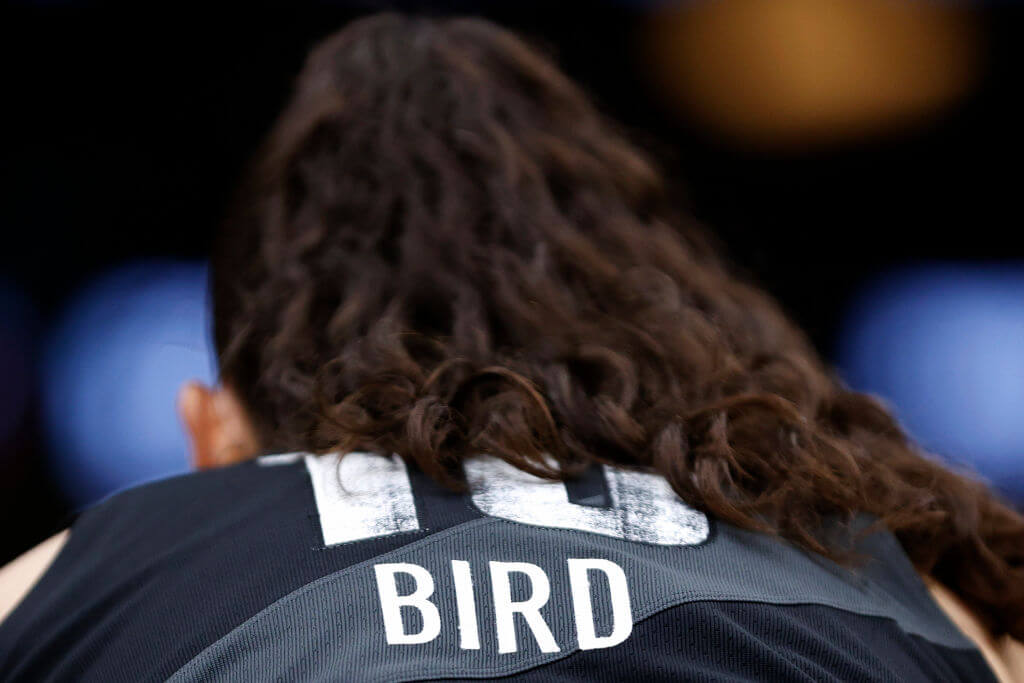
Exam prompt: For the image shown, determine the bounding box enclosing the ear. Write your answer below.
[178,381,259,470]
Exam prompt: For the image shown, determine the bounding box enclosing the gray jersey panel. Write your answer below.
[169,517,971,682]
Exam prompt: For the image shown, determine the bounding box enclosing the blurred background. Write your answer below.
[2,0,1022,564]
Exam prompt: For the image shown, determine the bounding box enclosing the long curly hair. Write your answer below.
[212,13,1024,637]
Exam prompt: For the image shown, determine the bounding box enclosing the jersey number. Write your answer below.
[285,452,709,547]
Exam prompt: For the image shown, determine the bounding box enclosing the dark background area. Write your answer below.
[2,1,1022,564]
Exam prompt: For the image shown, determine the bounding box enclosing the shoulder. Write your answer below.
[83,455,309,519]
[0,456,329,681]
[926,577,1024,683]
[0,531,69,624]
[0,463,290,628]
[62,456,312,553]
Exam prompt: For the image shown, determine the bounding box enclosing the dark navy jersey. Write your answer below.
[0,453,996,682]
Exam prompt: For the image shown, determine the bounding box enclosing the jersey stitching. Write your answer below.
[169,516,975,682]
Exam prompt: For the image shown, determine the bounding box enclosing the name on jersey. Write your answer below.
[263,452,711,655]
[374,558,631,654]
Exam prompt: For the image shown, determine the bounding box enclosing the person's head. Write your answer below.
[180,13,1023,637]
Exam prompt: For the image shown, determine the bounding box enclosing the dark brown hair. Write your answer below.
[213,13,1024,637]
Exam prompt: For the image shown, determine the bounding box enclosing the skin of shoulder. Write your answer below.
[924,576,1023,683]
[0,530,69,624]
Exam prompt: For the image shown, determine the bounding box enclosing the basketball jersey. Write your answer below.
[0,453,996,681]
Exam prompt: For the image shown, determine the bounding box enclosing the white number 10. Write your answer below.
[268,452,709,547]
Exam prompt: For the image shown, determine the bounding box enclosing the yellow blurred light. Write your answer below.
[643,0,982,147]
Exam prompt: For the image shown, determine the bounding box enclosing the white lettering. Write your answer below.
[374,559,634,653]
[374,563,441,645]
[567,558,632,650]
[451,560,480,650]
[489,561,560,654]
